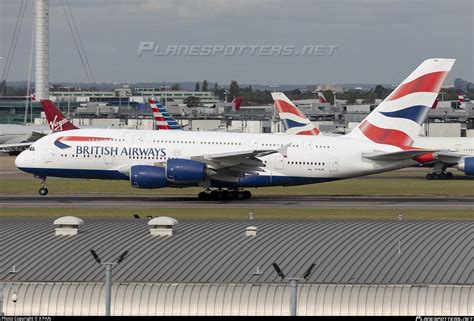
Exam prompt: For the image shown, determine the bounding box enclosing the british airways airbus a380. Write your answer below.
[15,59,455,200]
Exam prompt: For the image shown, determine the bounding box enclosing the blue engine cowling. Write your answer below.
[460,157,474,176]
[130,165,168,189]
[166,159,206,184]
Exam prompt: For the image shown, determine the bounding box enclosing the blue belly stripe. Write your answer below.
[18,167,337,187]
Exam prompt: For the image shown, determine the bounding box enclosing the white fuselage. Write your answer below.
[414,136,474,156]
[15,128,419,188]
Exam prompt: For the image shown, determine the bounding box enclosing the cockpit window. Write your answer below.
[29,146,35,151]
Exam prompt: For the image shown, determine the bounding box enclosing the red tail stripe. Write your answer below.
[359,120,414,147]
[386,71,447,101]
[157,125,171,129]
[296,128,321,135]
[274,100,306,118]
[57,136,112,142]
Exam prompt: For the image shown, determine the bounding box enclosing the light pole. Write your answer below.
[161,85,170,107]
[272,262,315,316]
[90,249,128,316]
[0,285,18,316]
[269,85,280,133]
[63,86,71,117]
[224,90,229,103]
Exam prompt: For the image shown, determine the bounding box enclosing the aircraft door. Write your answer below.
[45,149,54,163]
[329,158,339,173]
[249,139,258,150]
[274,154,284,170]
[133,134,144,146]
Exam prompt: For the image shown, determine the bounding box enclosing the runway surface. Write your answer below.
[1,194,473,210]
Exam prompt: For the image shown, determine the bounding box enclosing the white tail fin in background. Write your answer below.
[317,91,328,103]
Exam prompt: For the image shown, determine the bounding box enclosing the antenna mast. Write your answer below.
[35,0,49,100]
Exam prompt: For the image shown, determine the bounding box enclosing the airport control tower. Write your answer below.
[35,0,49,100]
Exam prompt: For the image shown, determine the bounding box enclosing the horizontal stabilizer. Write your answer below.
[363,149,435,161]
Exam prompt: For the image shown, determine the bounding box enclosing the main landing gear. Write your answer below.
[198,189,252,201]
[426,171,453,180]
[38,177,48,196]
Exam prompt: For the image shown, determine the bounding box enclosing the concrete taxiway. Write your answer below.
[0,194,472,210]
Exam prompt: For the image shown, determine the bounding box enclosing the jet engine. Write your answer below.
[456,157,474,176]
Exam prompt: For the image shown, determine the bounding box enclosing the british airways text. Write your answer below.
[76,146,167,157]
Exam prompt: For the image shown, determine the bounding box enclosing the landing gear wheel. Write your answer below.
[446,172,453,179]
[198,192,208,200]
[216,190,228,200]
[210,190,218,200]
[39,177,48,196]
[426,173,433,180]
[243,191,252,199]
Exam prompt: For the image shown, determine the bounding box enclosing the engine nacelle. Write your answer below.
[456,157,474,176]
[166,158,206,184]
[130,165,168,189]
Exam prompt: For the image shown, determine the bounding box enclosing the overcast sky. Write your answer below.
[1,0,473,85]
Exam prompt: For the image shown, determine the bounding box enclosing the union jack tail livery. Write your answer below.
[271,92,320,135]
[317,91,328,103]
[148,99,182,130]
[347,58,455,148]
[40,100,78,132]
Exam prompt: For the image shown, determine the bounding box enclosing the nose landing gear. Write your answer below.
[38,177,48,196]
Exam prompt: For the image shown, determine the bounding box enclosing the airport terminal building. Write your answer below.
[1,218,472,316]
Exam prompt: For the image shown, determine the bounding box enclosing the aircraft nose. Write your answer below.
[15,150,29,169]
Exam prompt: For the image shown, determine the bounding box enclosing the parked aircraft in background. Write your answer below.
[457,90,471,109]
[15,59,457,199]
[41,100,79,132]
[148,99,182,130]
[0,124,49,154]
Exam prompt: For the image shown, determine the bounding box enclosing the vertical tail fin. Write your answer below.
[232,96,243,111]
[346,58,455,148]
[148,99,182,130]
[317,91,328,103]
[40,100,79,131]
[457,90,470,109]
[271,92,320,135]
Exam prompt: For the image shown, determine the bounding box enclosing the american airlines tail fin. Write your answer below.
[346,58,455,148]
[40,100,79,132]
[148,99,182,130]
[271,92,320,135]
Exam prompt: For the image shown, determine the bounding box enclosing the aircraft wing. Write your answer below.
[0,142,33,149]
[435,151,463,164]
[363,149,436,161]
[192,144,290,181]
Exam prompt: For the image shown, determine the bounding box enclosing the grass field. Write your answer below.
[1,207,473,220]
[1,170,473,197]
